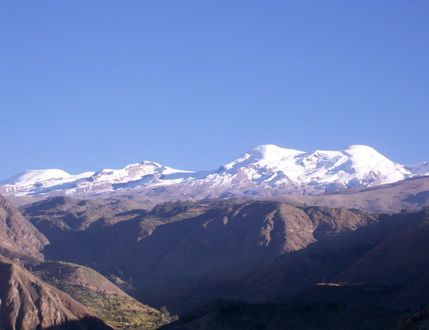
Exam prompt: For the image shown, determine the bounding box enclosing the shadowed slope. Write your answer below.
[20,197,429,317]
[30,260,172,329]
[160,300,401,330]
[0,255,111,330]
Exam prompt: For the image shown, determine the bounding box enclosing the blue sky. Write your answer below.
[1,1,428,178]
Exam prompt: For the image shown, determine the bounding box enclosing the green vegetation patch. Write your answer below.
[62,284,169,329]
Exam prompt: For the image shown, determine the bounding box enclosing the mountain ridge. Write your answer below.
[0,255,111,329]
[1,144,427,199]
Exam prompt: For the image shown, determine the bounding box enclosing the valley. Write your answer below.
[1,146,428,329]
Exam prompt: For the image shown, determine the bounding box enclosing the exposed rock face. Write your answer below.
[18,195,429,318]
[20,197,377,313]
[0,195,48,260]
[0,255,110,330]
[123,202,376,312]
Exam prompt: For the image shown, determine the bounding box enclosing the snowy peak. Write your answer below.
[0,144,427,198]
[343,144,397,169]
[406,161,429,177]
[248,144,305,158]
[222,144,304,172]
[0,169,95,195]
[198,144,420,196]
[341,145,411,184]
[93,161,163,183]
[345,144,379,153]
[0,169,72,186]
[91,161,192,185]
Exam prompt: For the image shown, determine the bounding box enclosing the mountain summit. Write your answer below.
[220,144,410,186]
[0,145,427,199]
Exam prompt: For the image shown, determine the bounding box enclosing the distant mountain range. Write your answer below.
[1,171,429,328]
[1,145,428,199]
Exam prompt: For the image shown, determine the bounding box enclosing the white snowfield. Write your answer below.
[0,144,427,198]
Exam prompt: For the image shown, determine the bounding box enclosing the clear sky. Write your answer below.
[1,1,428,178]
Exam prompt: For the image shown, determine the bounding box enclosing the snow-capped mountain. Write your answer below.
[0,145,427,199]
[0,161,195,196]
[406,161,429,177]
[0,169,95,195]
[187,144,414,196]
